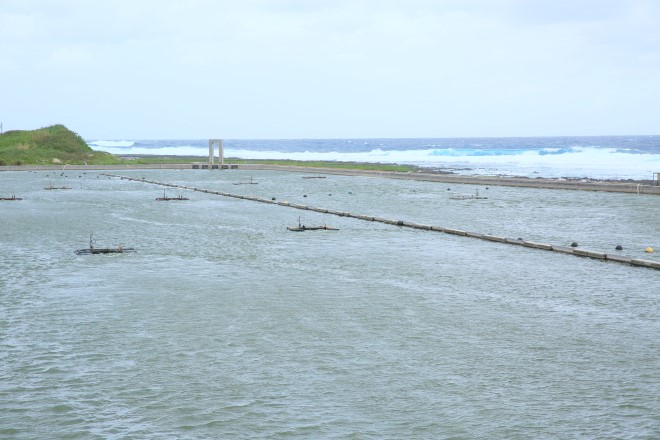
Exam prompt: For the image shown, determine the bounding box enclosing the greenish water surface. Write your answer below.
[1,170,658,439]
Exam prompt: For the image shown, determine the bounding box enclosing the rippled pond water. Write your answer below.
[1,169,658,439]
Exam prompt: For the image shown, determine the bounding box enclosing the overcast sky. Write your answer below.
[1,0,659,139]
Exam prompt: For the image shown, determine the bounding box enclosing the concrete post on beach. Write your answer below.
[209,139,224,168]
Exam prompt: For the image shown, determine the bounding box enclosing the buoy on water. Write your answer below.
[645,247,654,253]
[615,245,623,251]
[571,242,579,247]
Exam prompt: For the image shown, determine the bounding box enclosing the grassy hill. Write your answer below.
[0,125,417,171]
[0,124,120,166]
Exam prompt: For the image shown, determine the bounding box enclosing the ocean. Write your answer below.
[88,135,660,180]
[1,144,659,438]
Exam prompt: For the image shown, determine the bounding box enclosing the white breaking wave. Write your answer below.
[228,148,660,179]
[88,140,136,147]
[87,144,660,180]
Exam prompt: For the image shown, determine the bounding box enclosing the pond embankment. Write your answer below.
[2,163,659,195]
[238,164,660,195]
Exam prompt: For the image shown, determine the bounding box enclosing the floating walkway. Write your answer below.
[76,247,136,255]
[233,176,258,185]
[287,217,339,231]
[449,189,488,200]
[75,234,135,255]
[102,174,660,271]
[156,190,189,201]
[156,195,189,201]
[287,225,339,232]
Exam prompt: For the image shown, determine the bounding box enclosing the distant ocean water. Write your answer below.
[88,136,660,180]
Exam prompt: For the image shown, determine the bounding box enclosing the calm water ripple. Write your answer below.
[1,170,659,439]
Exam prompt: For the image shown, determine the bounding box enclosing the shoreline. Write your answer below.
[2,163,659,195]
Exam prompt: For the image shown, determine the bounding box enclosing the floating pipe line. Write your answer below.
[102,173,660,271]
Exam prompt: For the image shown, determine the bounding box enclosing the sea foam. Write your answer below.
[86,137,660,180]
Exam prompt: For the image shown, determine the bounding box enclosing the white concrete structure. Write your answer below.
[208,139,224,166]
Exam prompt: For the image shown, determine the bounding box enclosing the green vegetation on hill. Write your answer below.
[0,124,120,165]
[0,125,416,172]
